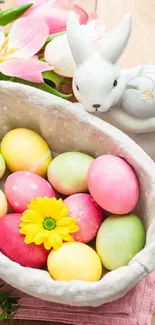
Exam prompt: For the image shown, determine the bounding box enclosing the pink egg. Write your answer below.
[64,193,103,243]
[0,214,48,268]
[87,155,139,214]
[5,171,56,213]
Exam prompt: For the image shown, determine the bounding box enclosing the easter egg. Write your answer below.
[87,154,139,214]
[0,214,48,268]
[1,128,52,177]
[0,190,8,218]
[0,153,6,179]
[47,152,94,195]
[96,214,145,270]
[47,242,102,281]
[64,193,103,243]
[5,171,55,213]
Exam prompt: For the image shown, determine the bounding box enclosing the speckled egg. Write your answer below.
[5,171,55,213]
[47,152,94,195]
[47,242,102,281]
[0,190,8,218]
[64,193,103,243]
[1,128,52,177]
[96,214,146,270]
[87,154,139,214]
[0,213,48,268]
[0,153,6,179]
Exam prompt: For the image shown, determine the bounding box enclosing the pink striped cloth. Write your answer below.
[5,270,155,325]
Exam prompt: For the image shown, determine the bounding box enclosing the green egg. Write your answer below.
[47,151,94,195]
[96,214,146,270]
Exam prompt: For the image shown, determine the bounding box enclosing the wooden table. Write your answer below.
[1,0,155,324]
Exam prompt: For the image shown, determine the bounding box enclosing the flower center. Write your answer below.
[43,218,56,230]
[0,38,17,62]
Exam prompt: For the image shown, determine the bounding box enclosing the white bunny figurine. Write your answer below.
[67,12,155,161]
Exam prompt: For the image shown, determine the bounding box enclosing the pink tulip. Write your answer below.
[16,0,89,34]
[0,17,51,82]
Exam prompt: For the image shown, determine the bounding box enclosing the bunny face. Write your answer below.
[67,12,132,113]
[72,52,126,112]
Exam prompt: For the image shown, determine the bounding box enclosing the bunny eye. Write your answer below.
[76,84,79,91]
[113,79,118,88]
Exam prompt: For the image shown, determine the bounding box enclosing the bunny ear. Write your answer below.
[66,11,93,66]
[101,13,132,64]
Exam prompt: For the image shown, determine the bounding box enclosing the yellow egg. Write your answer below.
[1,128,52,177]
[0,190,8,218]
[47,242,102,282]
[0,154,5,179]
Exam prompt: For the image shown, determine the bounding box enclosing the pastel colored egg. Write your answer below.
[47,242,102,281]
[87,154,139,214]
[5,171,55,213]
[1,128,52,177]
[0,190,8,218]
[47,152,94,195]
[64,193,103,243]
[0,214,48,268]
[96,214,145,270]
[0,153,6,179]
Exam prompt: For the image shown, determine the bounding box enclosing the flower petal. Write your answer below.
[34,230,49,245]
[69,224,79,233]
[24,234,35,244]
[44,33,76,77]
[48,231,62,250]
[20,223,42,236]
[0,59,51,83]
[56,217,77,226]
[44,239,52,250]
[7,17,49,59]
[72,3,89,25]
[0,27,5,46]
[28,197,46,216]
[61,233,74,242]
[30,7,69,34]
[21,210,43,223]
[16,0,29,4]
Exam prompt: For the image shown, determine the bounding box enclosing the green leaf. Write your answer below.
[0,1,5,4]
[38,82,72,99]
[1,302,11,309]
[43,71,64,87]
[7,305,20,313]
[0,312,6,321]
[0,73,72,99]
[0,3,33,26]
[8,297,20,304]
[7,313,14,319]
[0,292,8,303]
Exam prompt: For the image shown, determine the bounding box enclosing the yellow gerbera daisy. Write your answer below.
[19,197,79,251]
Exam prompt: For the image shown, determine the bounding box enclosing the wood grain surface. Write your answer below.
[1,0,155,324]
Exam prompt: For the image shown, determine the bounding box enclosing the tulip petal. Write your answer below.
[17,0,71,12]
[7,17,49,59]
[72,2,89,25]
[16,0,29,4]
[0,27,5,46]
[0,58,52,83]
[20,0,61,17]
[27,7,69,34]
